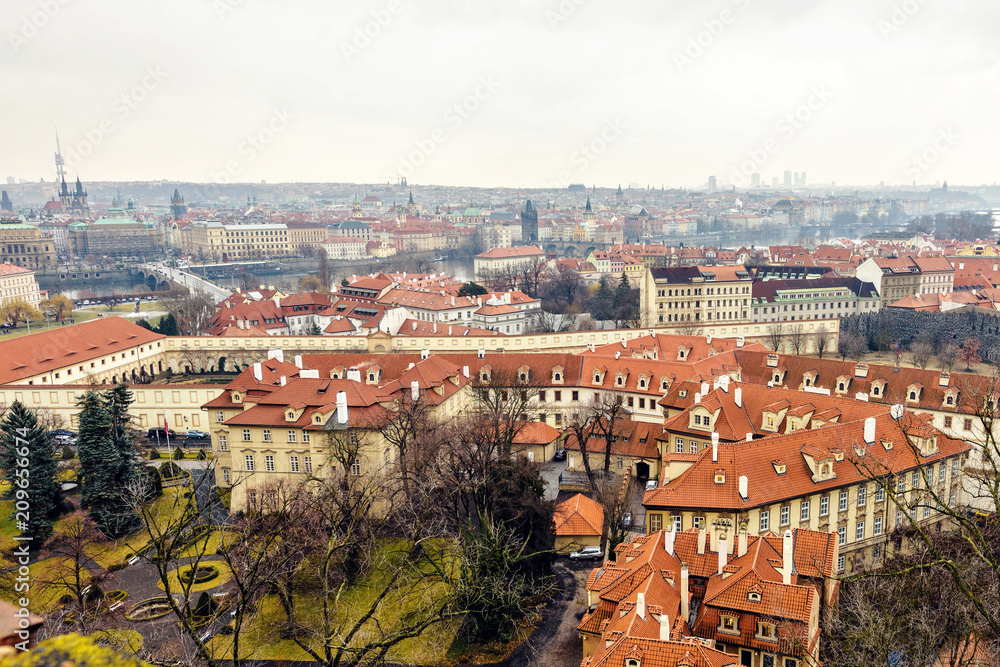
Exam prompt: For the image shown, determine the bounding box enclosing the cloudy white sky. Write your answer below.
[3,0,997,188]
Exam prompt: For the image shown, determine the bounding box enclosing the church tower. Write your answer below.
[69,177,89,216]
[170,188,187,217]
[583,196,595,222]
[521,199,538,243]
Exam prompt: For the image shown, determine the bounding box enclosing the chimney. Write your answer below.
[745,432,753,442]
[253,362,262,382]
[738,475,748,500]
[718,532,728,574]
[279,375,286,387]
[346,369,362,382]
[706,334,712,344]
[735,386,742,408]
[719,375,729,393]
[659,609,670,640]
[701,381,710,395]
[863,416,876,444]
[462,365,469,378]
[694,392,701,404]
[267,349,284,363]
[636,592,646,620]
[294,355,303,369]
[697,526,706,555]
[664,527,675,556]
[411,380,420,401]
[738,524,748,557]
[336,391,348,425]
[680,563,690,620]
[478,348,485,359]
[712,432,719,463]
[782,529,793,585]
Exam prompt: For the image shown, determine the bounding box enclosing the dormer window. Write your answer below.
[639,378,646,389]
[714,469,726,484]
[756,621,776,640]
[518,365,530,383]
[287,411,294,419]
[719,614,738,633]
[773,460,786,475]
[748,591,762,603]
[774,372,782,384]
[661,378,669,391]
[616,375,624,386]
[946,395,954,406]
[594,372,601,383]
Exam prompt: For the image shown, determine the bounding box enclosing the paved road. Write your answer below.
[147,263,230,300]
[538,459,567,502]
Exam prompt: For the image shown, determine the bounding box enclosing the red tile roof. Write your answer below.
[554,493,603,537]
[0,317,164,385]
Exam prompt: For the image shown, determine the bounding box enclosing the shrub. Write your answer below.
[138,466,163,500]
[107,562,128,573]
[193,591,219,619]
[61,445,75,460]
[86,584,104,602]
[159,461,183,480]
[149,449,161,460]
[197,449,207,460]
[173,448,185,461]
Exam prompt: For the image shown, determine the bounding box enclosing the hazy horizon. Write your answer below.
[4,0,997,188]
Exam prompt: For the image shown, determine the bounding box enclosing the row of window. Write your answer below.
[237,428,311,444]
[243,454,315,474]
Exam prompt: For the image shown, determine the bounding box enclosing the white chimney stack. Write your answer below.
[738,524,748,557]
[421,348,429,360]
[664,527,675,556]
[735,386,742,408]
[746,432,753,442]
[694,392,701,404]
[680,563,690,620]
[280,375,286,387]
[712,432,719,463]
[706,334,712,344]
[697,526,706,555]
[336,391,348,425]
[701,381,710,396]
[411,380,420,401]
[636,592,646,620]
[253,362,262,382]
[267,349,284,363]
[462,365,469,378]
[783,529,793,585]
[659,609,670,640]
[738,475,748,500]
[294,355,303,369]
[347,369,362,382]
[718,533,728,574]
[863,416,876,444]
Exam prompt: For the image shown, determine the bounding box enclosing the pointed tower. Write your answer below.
[170,188,187,217]
[583,196,595,222]
[521,199,538,243]
[0,191,11,213]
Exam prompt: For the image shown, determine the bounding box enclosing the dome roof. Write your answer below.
[463,205,481,217]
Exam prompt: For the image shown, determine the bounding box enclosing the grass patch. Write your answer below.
[88,486,197,570]
[158,562,232,594]
[206,540,461,665]
[91,628,144,654]
[215,487,232,510]
[18,557,93,614]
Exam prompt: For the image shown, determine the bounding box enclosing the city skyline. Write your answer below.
[4,0,996,188]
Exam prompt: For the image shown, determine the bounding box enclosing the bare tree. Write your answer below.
[161,291,216,336]
[787,323,807,355]
[939,342,959,372]
[908,341,934,369]
[815,325,830,359]
[766,322,785,352]
[839,330,868,361]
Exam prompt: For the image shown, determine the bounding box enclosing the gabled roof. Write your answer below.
[553,493,603,537]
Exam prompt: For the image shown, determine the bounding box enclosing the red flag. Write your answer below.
[164,417,170,436]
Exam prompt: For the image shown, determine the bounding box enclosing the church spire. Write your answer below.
[585,196,592,213]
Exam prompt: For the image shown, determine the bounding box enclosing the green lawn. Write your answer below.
[205,540,461,665]
[158,562,233,595]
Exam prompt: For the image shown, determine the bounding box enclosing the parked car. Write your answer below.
[185,430,209,440]
[569,546,603,560]
[51,429,76,438]
[645,478,659,491]
[147,428,169,441]
[54,436,77,446]
[553,448,566,461]
[621,511,633,528]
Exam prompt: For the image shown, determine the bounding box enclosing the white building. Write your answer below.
[322,236,367,260]
[0,264,41,309]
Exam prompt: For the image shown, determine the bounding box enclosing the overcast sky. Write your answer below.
[3,0,997,188]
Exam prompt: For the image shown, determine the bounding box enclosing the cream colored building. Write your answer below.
[190,221,290,261]
[0,264,41,308]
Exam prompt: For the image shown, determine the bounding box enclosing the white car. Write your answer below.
[569,546,603,560]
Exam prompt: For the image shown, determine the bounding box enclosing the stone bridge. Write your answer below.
[130,267,176,293]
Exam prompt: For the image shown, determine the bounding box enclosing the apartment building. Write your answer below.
[750,276,879,323]
[856,257,924,308]
[579,528,837,667]
[206,352,471,509]
[644,394,970,575]
[473,245,545,279]
[640,265,753,327]
[189,221,290,260]
[0,264,41,308]
[0,217,55,268]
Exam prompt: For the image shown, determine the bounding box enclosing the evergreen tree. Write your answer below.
[76,392,128,537]
[591,277,614,321]
[0,401,62,547]
[104,383,138,489]
[155,313,180,336]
